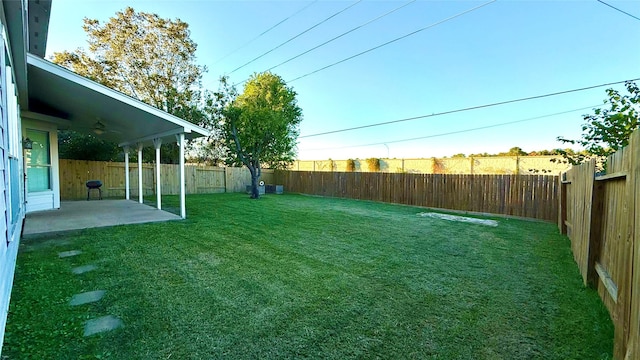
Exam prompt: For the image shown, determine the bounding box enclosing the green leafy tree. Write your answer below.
[557,81,639,165]
[499,146,527,156]
[469,152,491,157]
[58,130,121,161]
[51,7,207,163]
[211,73,302,198]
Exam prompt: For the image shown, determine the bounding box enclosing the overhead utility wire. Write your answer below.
[304,105,601,151]
[213,1,319,65]
[264,0,416,73]
[596,0,640,22]
[228,0,363,75]
[299,77,640,138]
[287,0,496,83]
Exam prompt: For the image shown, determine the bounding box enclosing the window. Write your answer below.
[8,157,19,223]
[26,129,51,192]
[5,63,22,226]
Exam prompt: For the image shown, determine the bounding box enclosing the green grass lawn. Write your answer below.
[4,193,613,359]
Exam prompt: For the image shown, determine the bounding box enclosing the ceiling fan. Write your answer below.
[85,119,121,136]
[92,120,106,135]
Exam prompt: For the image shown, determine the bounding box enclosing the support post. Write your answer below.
[153,138,162,210]
[124,146,130,200]
[177,133,186,218]
[137,143,143,204]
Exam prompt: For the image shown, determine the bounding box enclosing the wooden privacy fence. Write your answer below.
[559,130,640,360]
[292,156,569,175]
[274,171,559,221]
[59,159,274,200]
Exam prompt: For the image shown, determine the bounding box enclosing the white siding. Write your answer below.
[0,18,25,353]
[0,42,7,343]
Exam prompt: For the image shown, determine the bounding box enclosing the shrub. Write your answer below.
[346,159,356,172]
[366,158,380,172]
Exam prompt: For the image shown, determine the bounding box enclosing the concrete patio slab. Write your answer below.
[23,200,181,237]
[84,315,123,336]
[58,250,82,258]
[70,290,106,306]
[72,264,97,274]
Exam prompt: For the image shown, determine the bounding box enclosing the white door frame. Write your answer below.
[22,119,60,212]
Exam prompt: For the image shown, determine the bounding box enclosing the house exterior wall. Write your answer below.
[0,3,27,354]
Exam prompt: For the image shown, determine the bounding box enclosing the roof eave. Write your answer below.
[3,0,28,109]
[26,53,211,142]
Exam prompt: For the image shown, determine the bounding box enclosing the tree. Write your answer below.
[500,146,527,157]
[58,130,121,161]
[557,81,639,165]
[51,7,207,163]
[366,158,381,172]
[211,73,302,199]
[346,159,356,172]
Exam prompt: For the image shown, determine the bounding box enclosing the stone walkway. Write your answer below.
[72,264,97,274]
[58,250,82,258]
[84,315,124,337]
[69,290,105,306]
[59,248,124,336]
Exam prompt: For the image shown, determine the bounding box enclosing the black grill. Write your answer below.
[86,180,103,200]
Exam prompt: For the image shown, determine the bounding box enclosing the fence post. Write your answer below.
[558,173,568,234]
[627,131,640,360]
[586,172,605,287]
[224,167,227,193]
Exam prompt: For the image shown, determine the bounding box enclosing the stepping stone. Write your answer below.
[58,250,82,258]
[83,315,123,337]
[72,264,97,274]
[69,290,106,306]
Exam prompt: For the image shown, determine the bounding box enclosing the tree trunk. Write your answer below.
[248,165,260,199]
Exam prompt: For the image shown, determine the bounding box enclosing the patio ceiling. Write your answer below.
[25,53,209,147]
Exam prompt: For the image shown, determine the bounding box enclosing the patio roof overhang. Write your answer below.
[25,53,210,147]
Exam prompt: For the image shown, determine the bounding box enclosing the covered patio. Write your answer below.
[23,54,209,218]
[22,200,181,237]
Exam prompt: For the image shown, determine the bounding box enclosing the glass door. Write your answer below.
[25,129,51,192]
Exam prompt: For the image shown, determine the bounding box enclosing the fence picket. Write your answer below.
[559,129,640,359]
[274,170,558,222]
[59,159,275,199]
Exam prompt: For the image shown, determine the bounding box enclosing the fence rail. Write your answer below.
[274,171,559,221]
[559,130,640,360]
[59,159,274,200]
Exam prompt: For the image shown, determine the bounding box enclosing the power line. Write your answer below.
[287,0,496,83]
[597,0,640,22]
[302,104,601,151]
[299,77,640,138]
[212,1,319,66]
[228,0,363,75]
[232,0,416,87]
[264,0,416,73]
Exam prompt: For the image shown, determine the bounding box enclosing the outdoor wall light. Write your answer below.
[23,137,33,150]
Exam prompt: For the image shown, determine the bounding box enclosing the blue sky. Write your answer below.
[45,0,640,160]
